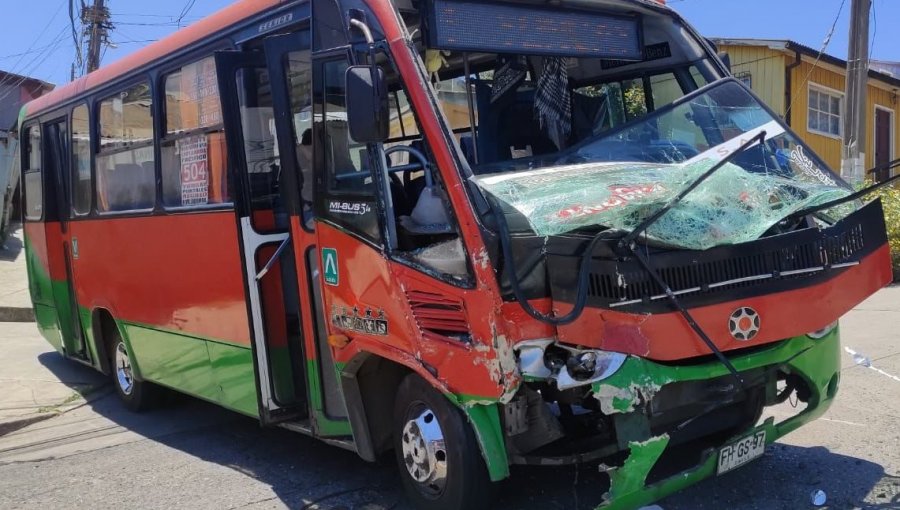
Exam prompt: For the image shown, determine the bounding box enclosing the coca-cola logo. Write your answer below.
[556,183,666,220]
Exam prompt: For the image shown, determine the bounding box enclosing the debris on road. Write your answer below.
[845,347,900,382]
[810,489,827,506]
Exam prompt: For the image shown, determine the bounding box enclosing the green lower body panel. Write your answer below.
[592,330,841,509]
[456,330,841,509]
[306,359,352,437]
[207,341,259,417]
[33,303,63,353]
[123,323,259,417]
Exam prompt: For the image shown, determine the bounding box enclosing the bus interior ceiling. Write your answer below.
[393,2,712,171]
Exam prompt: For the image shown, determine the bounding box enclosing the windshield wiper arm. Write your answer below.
[789,156,900,219]
[617,131,768,251]
[616,131,767,388]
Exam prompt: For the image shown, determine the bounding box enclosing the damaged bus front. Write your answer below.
[21,0,894,509]
[358,0,894,508]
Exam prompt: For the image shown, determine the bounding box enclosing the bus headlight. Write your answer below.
[515,340,627,389]
[556,349,627,390]
[807,321,838,339]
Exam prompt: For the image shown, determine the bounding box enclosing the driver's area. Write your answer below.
[380,83,469,279]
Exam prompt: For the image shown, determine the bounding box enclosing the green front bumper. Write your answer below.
[594,329,841,509]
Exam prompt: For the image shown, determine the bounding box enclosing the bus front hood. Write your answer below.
[544,199,892,360]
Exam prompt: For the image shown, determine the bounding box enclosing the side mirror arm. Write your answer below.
[349,17,387,141]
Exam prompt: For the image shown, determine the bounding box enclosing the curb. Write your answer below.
[0,413,54,437]
[0,386,112,438]
[0,307,34,322]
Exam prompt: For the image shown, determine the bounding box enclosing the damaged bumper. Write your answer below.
[495,328,841,509]
[593,329,840,509]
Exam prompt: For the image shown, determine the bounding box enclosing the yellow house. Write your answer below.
[713,39,900,180]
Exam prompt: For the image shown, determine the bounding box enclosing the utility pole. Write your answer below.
[842,0,871,184]
[82,0,112,74]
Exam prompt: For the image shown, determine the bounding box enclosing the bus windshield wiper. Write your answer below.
[789,156,900,219]
[618,131,768,250]
[617,131,768,386]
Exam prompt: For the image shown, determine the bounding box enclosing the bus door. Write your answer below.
[216,32,321,425]
[42,118,87,360]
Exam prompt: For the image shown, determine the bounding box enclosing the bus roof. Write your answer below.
[24,0,286,119]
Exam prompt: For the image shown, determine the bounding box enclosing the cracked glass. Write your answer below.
[473,80,853,249]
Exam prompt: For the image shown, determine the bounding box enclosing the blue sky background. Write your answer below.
[0,0,897,87]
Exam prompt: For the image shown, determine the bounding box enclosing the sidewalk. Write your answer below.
[0,322,107,436]
[0,223,34,322]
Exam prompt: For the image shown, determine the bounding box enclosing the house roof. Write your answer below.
[0,70,54,95]
[710,38,900,90]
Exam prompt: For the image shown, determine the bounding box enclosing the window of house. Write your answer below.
[22,125,42,220]
[96,82,156,212]
[808,85,842,138]
[71,104,92,215]
[734,71,752,88]
[162,57,230,208]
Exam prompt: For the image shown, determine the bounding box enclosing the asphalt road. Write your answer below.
[1,288,899,510]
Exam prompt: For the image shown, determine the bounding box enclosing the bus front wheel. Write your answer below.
[109,335,160,412]
[392,373,493,510]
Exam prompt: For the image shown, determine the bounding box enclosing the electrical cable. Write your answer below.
[492,197,616,326]
[0,27,69,104]
[784,0,847,119]
[0,0,67,87]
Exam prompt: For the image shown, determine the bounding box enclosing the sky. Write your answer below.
[0,0,897,87]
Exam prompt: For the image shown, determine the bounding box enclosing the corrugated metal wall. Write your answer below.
[722,45,786,115]
[790,61,900,172]
[722,43,900,175]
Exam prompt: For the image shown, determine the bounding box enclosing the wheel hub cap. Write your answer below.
[401,406,447,496]
[115,343,134,396]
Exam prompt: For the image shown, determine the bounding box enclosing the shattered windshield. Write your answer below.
[473,79,853,250]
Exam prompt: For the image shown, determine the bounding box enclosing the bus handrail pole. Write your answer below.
[463,53,478,164]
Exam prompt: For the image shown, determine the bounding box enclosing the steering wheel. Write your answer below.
[385,145,432,185]
[384,145,434,211]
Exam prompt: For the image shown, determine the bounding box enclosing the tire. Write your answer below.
[109,333,160,412]
[393,374,494,510]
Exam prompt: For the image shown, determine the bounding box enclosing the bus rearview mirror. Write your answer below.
[346,65,389,143]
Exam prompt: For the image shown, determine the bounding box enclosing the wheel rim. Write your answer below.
[400,404,448,497]
[114,343,135,396]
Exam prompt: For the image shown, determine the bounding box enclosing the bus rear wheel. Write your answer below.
[393,374,493,510]
[109,335,160,412]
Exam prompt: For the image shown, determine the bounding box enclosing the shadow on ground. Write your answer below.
[33,352,893,510]
[0,223,23,262]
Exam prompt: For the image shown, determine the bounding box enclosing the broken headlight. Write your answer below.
[515,339,627,390]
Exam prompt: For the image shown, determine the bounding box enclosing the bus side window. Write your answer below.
[22,125,42,221]
[71,104,92,215]
[161,57,230,209]
[314,58,381,244]
[96,82,156,212]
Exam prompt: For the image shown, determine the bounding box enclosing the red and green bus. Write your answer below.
[20,0,893,508]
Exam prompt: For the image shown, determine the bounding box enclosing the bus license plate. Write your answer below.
[717,430,766,475]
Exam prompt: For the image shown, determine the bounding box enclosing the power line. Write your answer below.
[176,0,199,27]
[69,0,84,80]
[784,0,848,119]
[869,0,877,63]
[83,0,113,73]
[0,27,69,103]
[0,0,67,85]
[0,39,70,61]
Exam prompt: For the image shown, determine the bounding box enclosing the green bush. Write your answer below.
[867,183,900,276]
